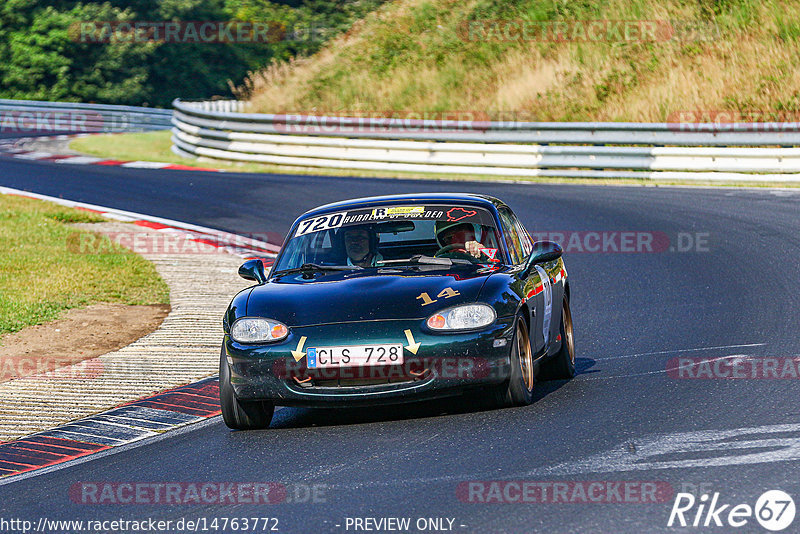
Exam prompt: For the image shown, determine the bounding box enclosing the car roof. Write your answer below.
[299,193,506,219]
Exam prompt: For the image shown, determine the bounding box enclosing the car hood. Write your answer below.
[246,267,494,326]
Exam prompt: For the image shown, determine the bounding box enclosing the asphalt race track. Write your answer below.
[1,155,799,533]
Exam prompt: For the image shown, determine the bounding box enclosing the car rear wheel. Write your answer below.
[490,315,535,407]
[539,297,576,380]
[219,344,274,430]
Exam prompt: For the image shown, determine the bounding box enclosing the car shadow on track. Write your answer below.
[575,356,598,375]
[264,357,597,430]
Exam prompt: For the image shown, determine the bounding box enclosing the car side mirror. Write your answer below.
[238,259,266,284]
[529,240,563,265]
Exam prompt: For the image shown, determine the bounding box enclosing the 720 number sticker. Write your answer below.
[295,212,347,237]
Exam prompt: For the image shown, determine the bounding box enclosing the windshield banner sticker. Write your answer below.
[371,206,426,218]
[343,208,445,224]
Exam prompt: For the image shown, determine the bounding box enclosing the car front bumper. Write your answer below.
[224,317,515,407]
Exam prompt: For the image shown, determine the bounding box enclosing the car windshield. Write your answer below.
[273,204,504,273]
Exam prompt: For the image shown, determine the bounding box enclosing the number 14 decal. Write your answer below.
[416,288,460,306]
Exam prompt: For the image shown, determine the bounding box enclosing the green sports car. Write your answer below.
[220,193,575,429]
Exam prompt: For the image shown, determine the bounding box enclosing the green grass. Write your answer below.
[71,130,800,188]
[70,131,286,174]
[0,194,169,336]
[71,130,189,166]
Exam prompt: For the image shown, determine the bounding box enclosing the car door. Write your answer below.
[499,207,548,355]
[514,218,554,346]
[518,218,565,351]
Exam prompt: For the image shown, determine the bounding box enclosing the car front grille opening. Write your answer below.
[291,366,431,389]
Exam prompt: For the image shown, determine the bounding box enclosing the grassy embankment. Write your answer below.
[0,194,169,336]
[72,0,800,185]
[241,0,800,121]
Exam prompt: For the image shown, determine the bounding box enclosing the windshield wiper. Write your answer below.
[378,255,472,266]
[272,263,362,276]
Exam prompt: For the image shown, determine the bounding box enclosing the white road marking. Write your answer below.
[532,422,800,475]
[307,421,800,491]
[596,342,766,361]
[120,161,171,169]
[582,353,747,380]
[53,156,103,164]
[101,212,138,222]
[13,151,52,159]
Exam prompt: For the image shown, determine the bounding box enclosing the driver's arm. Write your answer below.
[465,240,482,258]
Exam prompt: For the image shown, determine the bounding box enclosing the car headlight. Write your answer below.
[230,318,289,343]
[426,304,496,331]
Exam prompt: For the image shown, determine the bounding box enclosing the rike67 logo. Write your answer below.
[668,490,795,531]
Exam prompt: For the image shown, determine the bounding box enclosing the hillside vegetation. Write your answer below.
[0,0,385,107]
[239,0,800,122]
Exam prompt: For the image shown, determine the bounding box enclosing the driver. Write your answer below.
[435,221,487,260]
[342,225,383,267]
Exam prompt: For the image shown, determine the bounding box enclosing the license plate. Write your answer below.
[307,344,404,369]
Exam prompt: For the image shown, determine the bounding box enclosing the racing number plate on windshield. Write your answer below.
[306,344,404,369]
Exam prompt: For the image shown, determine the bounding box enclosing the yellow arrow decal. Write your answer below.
[404,329,421,355]
[291,336,308,362]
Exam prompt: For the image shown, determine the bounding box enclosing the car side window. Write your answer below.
[515,219,533,257]
[499,208,524,265]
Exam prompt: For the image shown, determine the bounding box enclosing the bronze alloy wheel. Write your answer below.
[517,320,534,391]
[563,300,575,366]
[538,297,577,381]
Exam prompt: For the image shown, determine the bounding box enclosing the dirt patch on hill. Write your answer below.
[0,303,170,382]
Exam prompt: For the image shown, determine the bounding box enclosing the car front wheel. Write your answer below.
[219,344,274,430]
[490,315,535,407]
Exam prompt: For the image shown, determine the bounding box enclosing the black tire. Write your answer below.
[219,344,274,430]
[539,297,576,380]
[490,315,535,407]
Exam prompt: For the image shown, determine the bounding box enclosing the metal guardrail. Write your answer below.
[0,99,172,133]
[171,99,800,180]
